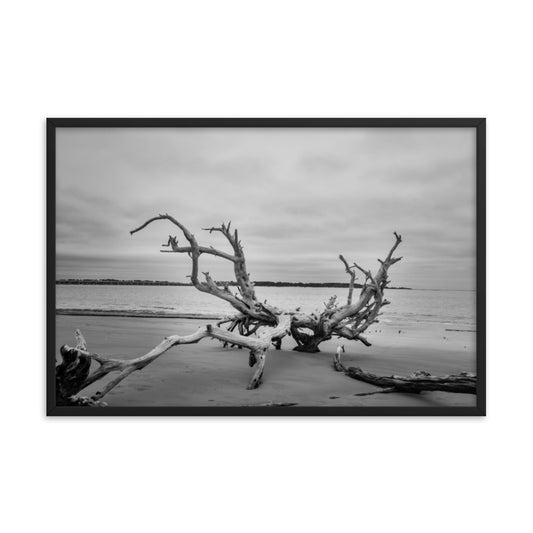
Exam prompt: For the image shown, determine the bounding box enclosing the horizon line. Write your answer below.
[55,277,475,291]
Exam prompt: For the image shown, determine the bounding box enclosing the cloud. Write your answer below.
[56,127,476,289]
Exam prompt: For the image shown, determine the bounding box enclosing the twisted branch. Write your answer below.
[131,215,276,324]
[56,315,293,404]
[339,254,356,305]
[330,232,402,335]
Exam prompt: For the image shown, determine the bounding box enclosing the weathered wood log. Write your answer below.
[345,367,477,395]
[333,346,476,395]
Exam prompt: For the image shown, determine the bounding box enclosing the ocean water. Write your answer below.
[56,284,476,330]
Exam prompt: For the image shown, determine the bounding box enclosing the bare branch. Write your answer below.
[351,260,371,279]
[131,215,271,322]
[339,254,356,305]
[57,316,293,402]
[201,222,256,302]
[75,328,87,350]
[329,233,402,327]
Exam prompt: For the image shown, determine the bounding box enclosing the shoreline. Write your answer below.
[55,309,477,332]
[56,308,222,319]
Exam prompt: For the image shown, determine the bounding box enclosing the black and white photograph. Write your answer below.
[48,119,485,414]
[9,1,533,531]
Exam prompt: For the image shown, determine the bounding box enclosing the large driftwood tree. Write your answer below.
[56,214,405,404]
[131,214,403,352]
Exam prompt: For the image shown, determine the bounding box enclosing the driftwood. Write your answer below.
[130,215,403,353]
[333,346,476,396]
[56,316,292,405]
[56,330,94,405]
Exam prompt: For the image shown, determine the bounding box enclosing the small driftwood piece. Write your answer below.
[333,347,476,395]
[333,345,346,372]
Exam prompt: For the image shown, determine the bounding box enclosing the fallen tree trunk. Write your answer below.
[336,359,476,396]
[333,346,476,395]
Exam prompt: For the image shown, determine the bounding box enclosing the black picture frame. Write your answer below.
[47,118,486,416]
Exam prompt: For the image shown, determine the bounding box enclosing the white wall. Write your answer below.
[1,1,531,532]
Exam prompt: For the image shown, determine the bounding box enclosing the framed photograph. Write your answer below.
[47,118,486,416]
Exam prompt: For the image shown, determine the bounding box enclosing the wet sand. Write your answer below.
[56,314,476,407]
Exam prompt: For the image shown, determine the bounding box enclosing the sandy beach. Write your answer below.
[56,314,476,407]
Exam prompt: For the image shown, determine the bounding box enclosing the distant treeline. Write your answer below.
[56,278,411,290]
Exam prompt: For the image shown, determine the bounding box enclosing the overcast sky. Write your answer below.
[56,127,476,290]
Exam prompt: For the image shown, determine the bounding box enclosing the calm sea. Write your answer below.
[56,285,476,330]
